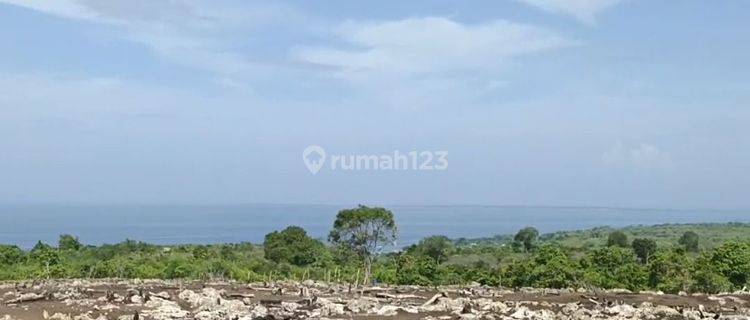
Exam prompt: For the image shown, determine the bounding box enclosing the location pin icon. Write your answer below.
[303,145,326,175]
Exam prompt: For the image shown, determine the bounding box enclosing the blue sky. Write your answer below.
[0,0,748,208]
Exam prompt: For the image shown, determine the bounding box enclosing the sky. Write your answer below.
[0,0,748,208]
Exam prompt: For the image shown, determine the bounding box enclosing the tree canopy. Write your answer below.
[678,231,700,252]
[58,234,82,251]
[632,238,658,264]
[328,205,397,284]
[407,235,454,264]
[514,227,539,252]
[607,231,629,248]
[264,226,326,266]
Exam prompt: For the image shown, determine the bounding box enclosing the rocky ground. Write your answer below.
[1,280,749,320]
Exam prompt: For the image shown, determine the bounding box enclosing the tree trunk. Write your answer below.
[363,256,372,286]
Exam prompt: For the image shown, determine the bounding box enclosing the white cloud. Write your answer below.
[1,2,576,108]
[516,0,624,24]
[0,0,97,20]
[295,17,572,76]
[0,0,302,80]
[292,17,574,109]
[602,142,673,169]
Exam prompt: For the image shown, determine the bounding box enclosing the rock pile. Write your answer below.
[1,280,749,319]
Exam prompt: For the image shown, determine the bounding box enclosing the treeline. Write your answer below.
[459,222,750,250]
[0,206,749,294]
[376,228,749,294]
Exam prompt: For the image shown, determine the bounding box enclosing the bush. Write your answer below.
[264,226,327,266]
[502,245,579,288]
[164,258,194,278]
[679,231,700,252]
[690,255,733,294]
[528,245,579,288]
[607,231,629,248]
[0,245,24,265]
[632,238,657,264]
[394,254,439,286]
[647,249,691,293]
[514,227,539,252]
[407,235,455,264]
[708,242,750,288]
[58,234,82,251]
[582,246,647,291]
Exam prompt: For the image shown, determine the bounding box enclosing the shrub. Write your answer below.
[632,238,657,264]
[678,231,700,252]
[708,242,750,288]
[58,234,82,251]
[647,249,691,293]
[264,226,327,266]
[607,231,629,248]
[0,245,24,265]
[582,246,647,291]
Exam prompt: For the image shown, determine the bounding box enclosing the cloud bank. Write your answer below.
[516,0,624,24]
[295,17,572,75]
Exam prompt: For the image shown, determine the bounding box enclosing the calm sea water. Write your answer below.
[0,205,748,249]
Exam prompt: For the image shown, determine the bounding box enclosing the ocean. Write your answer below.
[0,204,748,249]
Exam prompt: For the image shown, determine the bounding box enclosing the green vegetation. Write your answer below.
[632,238,658,264]
[328,205,397,284]
[607,231,629,248]
[679,231,700,252]
[405,235,454,264]
[513,227,539,252]
[263,226,328,266]
[58,234,83,251]
[1,207,749,294]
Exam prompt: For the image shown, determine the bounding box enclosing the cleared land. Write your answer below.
[1,280,750,320]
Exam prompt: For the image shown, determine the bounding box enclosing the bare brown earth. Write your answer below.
[1,280,749,320]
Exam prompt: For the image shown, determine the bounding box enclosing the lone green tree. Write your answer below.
[58,234,82,251]
[632,238,657,264]
[678,231,700,252]
[607,231,629,248]
[514,227,539,252]
[409,235,454,264]
[328,205,397,285]
[264,226,326,266]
